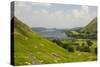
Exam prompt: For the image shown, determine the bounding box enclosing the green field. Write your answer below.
[56,39,97,61]
[13,17,97,66]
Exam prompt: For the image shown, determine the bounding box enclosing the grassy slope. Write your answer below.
[13,17,71,65]
[81,17,97,33]
[13,17,97,66]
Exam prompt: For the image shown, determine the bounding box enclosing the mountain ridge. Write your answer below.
[81,17,97,33]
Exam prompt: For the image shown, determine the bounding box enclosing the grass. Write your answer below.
[13,17,97,66]
[81,17,97,33]
[60,39,97,61]
[14,32,97,65]
[14,31,70,65]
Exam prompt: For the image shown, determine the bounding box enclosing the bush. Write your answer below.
[81,46,91,52]
[76,43,91,52]
[73,43,79,45]
[67,46,74,52]
[63,44,74,52]
[82,43,85,46]
[63,44,68,49]
[86,40,93,46]
[76,45,80,51]
[52,40,63,46]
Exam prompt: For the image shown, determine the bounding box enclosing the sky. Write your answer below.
[14,1,97,29]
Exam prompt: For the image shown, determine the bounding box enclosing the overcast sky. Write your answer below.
[14,1,97,29]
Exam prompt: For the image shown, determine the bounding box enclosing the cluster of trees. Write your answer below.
[76,40,97,54]
[52,40,97,54]
[52,40,75,52]
[67,31,97,39]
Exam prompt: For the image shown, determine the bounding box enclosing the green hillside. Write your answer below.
[13,17,70,65]
[13,17,97,66]
[81,17,97,33]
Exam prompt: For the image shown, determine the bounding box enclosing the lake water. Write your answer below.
[32,28,72,40]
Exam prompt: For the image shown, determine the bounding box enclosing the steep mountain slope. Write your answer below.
[13,17,71,65]
[81,17,97,33]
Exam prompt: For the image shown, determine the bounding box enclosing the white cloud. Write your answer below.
[72,9,80,17]
[41,9,49,14]
[33,3,52,7]
[70,5,93,27]
[42,3,52,7]
[72,6,90,18]
[14,2,97,29]
[81,6,89,13]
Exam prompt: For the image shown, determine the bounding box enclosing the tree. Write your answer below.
[76,43,91,52]
[82,46,91,52]
[52,40,62,45]
[68,47,74,52]
[87,40,93,46]
[63,44,74,52]
[76,45,80,51]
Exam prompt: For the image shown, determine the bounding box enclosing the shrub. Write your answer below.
[67,46,74,52]
[63,44,68,49]
[76,43,91,52]
[86,40,93,46]
[82,42,85,46]
[76,45,80,51]
[82,46,91,52]
[63,44,74,52]
[52,40,62,45]
[73,43,79,45]
[52,40,65,47]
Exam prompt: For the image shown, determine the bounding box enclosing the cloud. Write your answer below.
[41,9,49,14]
[15,1,52,9]
[14,2,97,28]
[31,2,52,7]
[70,5,94,27]
[72,6,90,18]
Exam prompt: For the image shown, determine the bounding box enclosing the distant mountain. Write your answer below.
[31,27,47,32]
[13,16,72,66]
[68,27,82,32]
[32,27,72,40]
[81,17,97,33]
